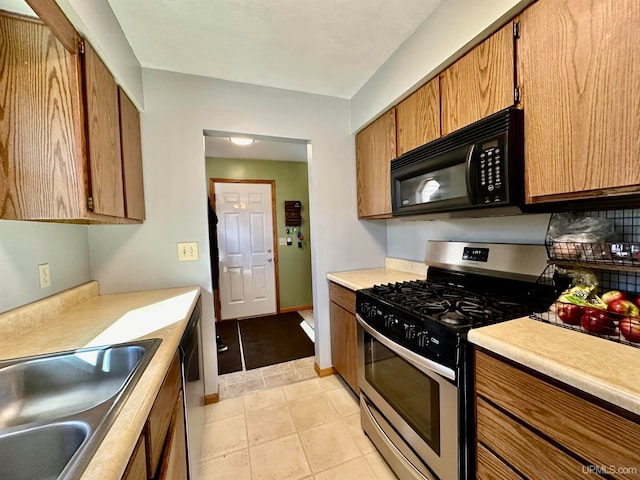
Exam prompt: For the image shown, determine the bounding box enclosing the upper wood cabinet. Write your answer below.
[519,0,640,203]
[355,109,396,219]
[0,12,85,220]
[440,22,515,136]
[83,41,125,218]
[395,78,440,157]
[119,88,146,220]
[0,4,145,224]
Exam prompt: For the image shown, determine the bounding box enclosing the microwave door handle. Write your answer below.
[465,144,477,202]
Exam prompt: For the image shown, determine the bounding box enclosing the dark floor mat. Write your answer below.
[239,312,315,370]
[216,319,243,375]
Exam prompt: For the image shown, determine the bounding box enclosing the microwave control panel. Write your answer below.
[477,136,506,204]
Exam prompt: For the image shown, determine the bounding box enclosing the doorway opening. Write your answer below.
[204,130,315,393]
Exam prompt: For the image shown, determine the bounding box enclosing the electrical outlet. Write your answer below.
[38,263,51,288]
[177,242,199,261]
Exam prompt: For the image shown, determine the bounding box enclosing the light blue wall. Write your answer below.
[386,214,552,261]
[0,221,91,313]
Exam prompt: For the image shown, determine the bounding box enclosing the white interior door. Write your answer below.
[215,182,277,319]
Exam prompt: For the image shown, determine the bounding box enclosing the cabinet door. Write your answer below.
[329,301,358,392]
[0,13,84,220]
[440,23,515,135]
[519,0,640,202]
[83,41,125,217]
[118,88,146,220]
[396,78,440,156]
[355,109,396,219]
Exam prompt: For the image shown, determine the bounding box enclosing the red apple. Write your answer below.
[581,309,616,335]
[635,296,640,310]
[601,290,626,304]
[557,303,583,325]
[607,299,640,317]
[620,317,640,343]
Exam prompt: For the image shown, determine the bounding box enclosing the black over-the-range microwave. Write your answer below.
[391,107,524,217]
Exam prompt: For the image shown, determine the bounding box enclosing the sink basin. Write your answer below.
[0,339,160,429]
[0,338,161,479]
[0,421,89,480]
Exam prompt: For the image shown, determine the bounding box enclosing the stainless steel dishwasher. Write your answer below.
[179,296,204,479]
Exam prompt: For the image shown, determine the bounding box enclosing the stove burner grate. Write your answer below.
[370,279,532,329]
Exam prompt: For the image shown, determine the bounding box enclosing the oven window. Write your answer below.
[365,334,440,454]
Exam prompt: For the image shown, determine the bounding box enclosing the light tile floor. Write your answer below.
[202,357,399,480]
[218,356,319,399]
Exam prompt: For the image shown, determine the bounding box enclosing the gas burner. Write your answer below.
[438,310,470,325]
[457,300,495,320]
[416,299,451,315]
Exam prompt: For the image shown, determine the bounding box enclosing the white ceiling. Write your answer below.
[106,0,440,160]
[106,0,440,99]
[204,133,308,162]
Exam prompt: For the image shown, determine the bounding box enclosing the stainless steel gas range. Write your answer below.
[356,241,557,480]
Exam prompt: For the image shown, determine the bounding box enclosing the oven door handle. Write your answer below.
[356,314,456,382]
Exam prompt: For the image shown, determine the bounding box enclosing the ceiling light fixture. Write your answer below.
[228,137,255,146]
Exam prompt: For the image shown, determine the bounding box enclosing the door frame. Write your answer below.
[209,178,280,321]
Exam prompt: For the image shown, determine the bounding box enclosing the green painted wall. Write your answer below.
[206,157,312,310]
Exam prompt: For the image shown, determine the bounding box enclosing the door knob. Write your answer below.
[267,248,272,253]
[267,257,273,262]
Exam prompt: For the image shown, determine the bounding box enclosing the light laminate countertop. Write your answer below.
[0,281,201,480]
[468,318,640,416]
[327,258,427,291]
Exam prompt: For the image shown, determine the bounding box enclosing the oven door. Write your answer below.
[356,314,459,480]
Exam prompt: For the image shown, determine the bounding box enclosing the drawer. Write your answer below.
[475,350,640,479]
[329,281,356,313]
[146,352,181,478]
[476,442,521,480]
[477,397,604,479]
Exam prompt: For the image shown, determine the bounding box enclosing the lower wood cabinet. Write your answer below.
[474,349,640,480]
[157,390,188,480]
[122,434,147,480]
[122,351,187,480]
[329,282,358,392]
[146,352,182,477]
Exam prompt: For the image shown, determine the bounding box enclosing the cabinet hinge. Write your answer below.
[513,21,520,39]
[87,196,94,211]
[78,39,85,55]
[514,86,521,104]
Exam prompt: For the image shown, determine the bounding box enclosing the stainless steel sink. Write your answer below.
[0,421,89,480]
[0,338,162,479]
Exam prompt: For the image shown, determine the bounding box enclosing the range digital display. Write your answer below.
[462,247,489,262]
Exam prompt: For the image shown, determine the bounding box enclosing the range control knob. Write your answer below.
[416,331,430,347]
[383,314,394,327]
[404,324,416,340]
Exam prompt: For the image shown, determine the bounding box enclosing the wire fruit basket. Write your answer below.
[532,209,640,349]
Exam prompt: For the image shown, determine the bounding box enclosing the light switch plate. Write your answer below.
[177,242,199,261]
[279,237,287,246]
